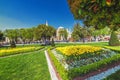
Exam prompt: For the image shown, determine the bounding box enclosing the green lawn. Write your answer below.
[104,70,120,80]
[55,42,108,47]
[0,51,51,80]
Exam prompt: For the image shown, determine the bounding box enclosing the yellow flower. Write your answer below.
[56,45,102,56]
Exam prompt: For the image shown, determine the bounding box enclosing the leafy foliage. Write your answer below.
[72,23,90,42]
[35,24,56,41]
[4,29,18,42]
[67,0,120,45]
[109,31,120,46]
[67,0,120,30]
[58,28,68,40]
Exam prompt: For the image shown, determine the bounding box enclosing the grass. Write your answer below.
[0,50,51,80]
[55,42,108,47]
[104,70,120,80]
[55,42,120,50]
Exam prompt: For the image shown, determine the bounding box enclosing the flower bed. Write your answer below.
[0,46,43,57]
[56,45,102,56]
[56,45,117,69]
[48,45,120,80]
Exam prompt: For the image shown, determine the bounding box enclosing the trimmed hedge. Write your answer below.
[68,54,120,78]
[48,49,70,80]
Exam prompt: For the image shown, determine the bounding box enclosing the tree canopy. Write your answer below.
[58,28,68,40]
[35,24,56,42]
[72,23,89,42]
[67,0,120,30]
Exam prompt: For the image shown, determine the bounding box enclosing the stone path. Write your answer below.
[45,50,59,80]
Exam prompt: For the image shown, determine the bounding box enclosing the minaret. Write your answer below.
[46,20,48,26]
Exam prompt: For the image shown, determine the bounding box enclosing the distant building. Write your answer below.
[56,26,72,41]
[46,20,48,26]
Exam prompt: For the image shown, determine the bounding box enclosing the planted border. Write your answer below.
[0,46,44,57]
[48,49,70,80]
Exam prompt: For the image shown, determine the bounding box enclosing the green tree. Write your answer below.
[19,28,27,43]
[58,28,68,40]
[72,23,89,43]
[35,24,56,43]
[4,29,18,47]
[90,27,110,41]
[25,28,34,43]
[67,0,120,45]
[19,28,35,44]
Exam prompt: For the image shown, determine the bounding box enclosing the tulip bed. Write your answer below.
[0,46,43,57]
[56,45,117,69]
[56,45,102,56]
[48,45,120,80]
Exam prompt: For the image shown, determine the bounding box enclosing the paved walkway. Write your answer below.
[45,50,59,80]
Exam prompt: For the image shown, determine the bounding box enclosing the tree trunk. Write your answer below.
[82,37,85,43]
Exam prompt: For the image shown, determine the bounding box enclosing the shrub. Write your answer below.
[109,31,120,46]
[68,54,120,78]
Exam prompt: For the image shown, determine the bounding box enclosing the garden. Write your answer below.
[0,0,120,80]
[0,42,120,80]
[48,42,120,80]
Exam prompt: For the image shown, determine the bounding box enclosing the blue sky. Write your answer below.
[0,0,82,30]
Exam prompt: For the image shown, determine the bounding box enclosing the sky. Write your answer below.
[0,0,83,30]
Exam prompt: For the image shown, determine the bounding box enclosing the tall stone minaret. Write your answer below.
[46,20,48,26]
